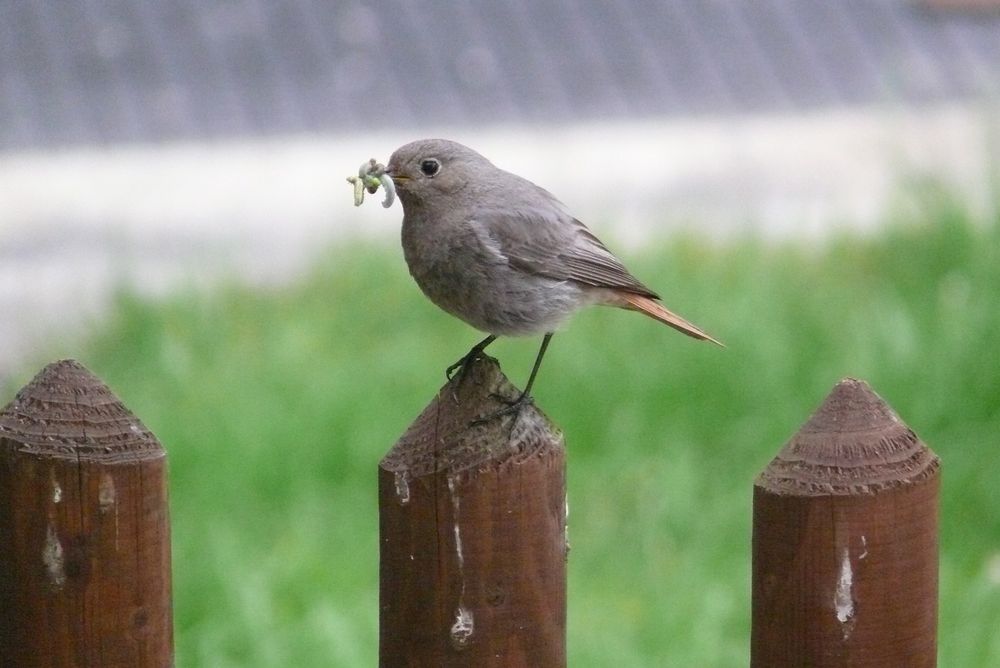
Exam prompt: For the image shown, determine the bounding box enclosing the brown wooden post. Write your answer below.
[0,360,173,667]
[379,356,567,667]
[751,378,940,667]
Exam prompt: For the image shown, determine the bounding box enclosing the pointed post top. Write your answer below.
[756,377,939,496]
[797,377,902,435]
[381,355,563,479]
[0,359,162,462]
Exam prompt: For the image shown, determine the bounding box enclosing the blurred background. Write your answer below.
[1,1,999,665]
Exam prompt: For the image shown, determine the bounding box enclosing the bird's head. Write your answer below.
[385,139,491,207]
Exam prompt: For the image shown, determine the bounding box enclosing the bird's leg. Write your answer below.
[472,333,553,425]
[513,332,551,404]
[446,334,498,396]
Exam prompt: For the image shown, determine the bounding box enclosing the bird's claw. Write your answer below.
[470,392,533,426]
[445,358,464,381]
[445,349,488,400]
[446,358,476,403]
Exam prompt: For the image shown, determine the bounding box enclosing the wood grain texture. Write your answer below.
[379,356,566,667]
[752,378,939,667]
[0,360,173,667]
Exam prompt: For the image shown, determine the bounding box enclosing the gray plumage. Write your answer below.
[385,138,719,346]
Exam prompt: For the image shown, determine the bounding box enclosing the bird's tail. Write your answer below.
[617,292,723,346]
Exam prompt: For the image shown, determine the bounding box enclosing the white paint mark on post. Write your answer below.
[43,524,66,589]
[446,474,471,646]
[98,472,120,549]
[98,472,116,510]
[834,546,856,634]
[859,535,868,560]
[50,468,62,504]
[450,606,475,648]
[453,520,464,568]
[394,470,410,505]
[448,476,465,570]
[564,496,571,555]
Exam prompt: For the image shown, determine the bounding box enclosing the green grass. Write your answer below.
[6,191,1000,666]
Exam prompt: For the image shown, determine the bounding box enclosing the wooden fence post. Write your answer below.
[751,378,940,667]
[0,359,173,667]
[379,355,567,667]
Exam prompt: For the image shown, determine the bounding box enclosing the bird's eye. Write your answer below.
[420,159,440,177]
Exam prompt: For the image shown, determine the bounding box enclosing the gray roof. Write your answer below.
[1,0,999,151]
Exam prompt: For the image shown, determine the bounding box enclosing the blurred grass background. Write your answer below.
[4,186,999,666]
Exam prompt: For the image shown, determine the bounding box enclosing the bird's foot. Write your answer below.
[446,335,498,401]
[445,356,468,382]
[446,354,477,402]
[470,391,533,427]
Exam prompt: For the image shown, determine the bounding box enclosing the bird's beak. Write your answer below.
[385,164,406,181]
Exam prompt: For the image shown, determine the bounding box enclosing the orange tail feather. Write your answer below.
[618,293,723,346]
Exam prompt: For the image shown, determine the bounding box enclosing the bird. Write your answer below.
[384,138,720,415]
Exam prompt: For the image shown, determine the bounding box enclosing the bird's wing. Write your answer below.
[471,206,659,299]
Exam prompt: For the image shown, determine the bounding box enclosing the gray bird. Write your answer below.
[385,139,720,412]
